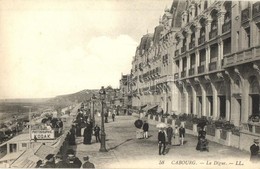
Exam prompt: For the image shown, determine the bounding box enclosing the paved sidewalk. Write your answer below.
[70,115,258,169]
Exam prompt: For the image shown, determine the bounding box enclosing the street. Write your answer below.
[70,115,256,169]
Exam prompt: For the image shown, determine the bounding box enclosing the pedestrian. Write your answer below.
[65,149,82,168]
[105,112,108,123]
[142,120,149,139]
[83,123,92,144]
[68,125,76,145]
[82,156,95,168]
[166,125,173,145]
[112,113,115,122]
[198,127,206,140]
[250,138,260,163]
[172,125,180,146]
[76,123,81,137]
[35,160,43,168]
[94,125,101,143]
[42,154,55,168]
[179,125,185,145]
[158,129,166,155]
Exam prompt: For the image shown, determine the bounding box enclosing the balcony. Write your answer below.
[223,45,260,67]
[253,2,260,19]
[222,21,231,34]
[181,46,186,53]
[208,62,217,71]
[181,70,186,78]
[174,73,179,80]
[198,36,205,45]
[241,8,250,23]
[189,42,195,50]
[209,29,218,40]
[175,50,179,57]
[198,65,205,74]
[189,68,195,76]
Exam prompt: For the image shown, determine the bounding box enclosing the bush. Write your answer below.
[179,113,188,121]
[171,113,178,119]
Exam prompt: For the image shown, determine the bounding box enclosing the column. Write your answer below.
[218,39,223,69]
[186,30,191,51]
[187,54,191,76]
[192,86,197,115]
[225,82,231,120]
[195,50,199,74]
[241,81,249,123]
[205,19,212,42]
[212,83,218,120]
[205,45,210,72]
[182,11,188,27]
[195,25,201,47]
[184,86,189,114]
[190,4,195,20]
[217,11,225,35]
[201,84,206,116]
[179,58,183,77]
[7,144,10,154]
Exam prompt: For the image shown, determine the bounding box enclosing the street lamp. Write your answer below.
[99,86,107,152]
[91,94,96,127]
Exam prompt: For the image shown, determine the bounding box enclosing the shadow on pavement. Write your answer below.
[108,138,133,150]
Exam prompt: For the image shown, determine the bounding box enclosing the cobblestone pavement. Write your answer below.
[70,115,259,169]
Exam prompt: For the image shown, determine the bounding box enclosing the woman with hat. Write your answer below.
[172,125,180,146]
[250,138,260,163]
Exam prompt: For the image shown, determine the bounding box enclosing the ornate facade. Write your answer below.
[131,1,186,114]
[131,0,260,150]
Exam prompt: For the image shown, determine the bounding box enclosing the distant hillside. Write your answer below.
[47,89,100,104]
[0,98,50,103]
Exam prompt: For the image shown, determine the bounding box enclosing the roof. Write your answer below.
[153,25,164,44]
[0,151,24,162]
[11,145,42,168]
[34,144,55,159]
[0,133,29,146]
[171,0,187,28]
[139,34,154,54]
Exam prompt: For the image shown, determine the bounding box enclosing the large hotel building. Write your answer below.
[131,0,260,150]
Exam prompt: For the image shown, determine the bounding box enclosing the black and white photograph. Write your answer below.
[0,0,260,168]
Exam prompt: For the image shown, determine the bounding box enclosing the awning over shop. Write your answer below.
[142,105,158,112]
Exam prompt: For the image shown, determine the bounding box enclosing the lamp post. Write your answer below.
[91,94,96,127]
[99,86,107,152]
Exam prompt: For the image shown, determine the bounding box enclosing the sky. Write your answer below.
[0,0,172,99]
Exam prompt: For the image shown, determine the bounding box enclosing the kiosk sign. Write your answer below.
[31,130,55,140]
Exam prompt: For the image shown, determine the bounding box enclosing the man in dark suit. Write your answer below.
[158,130,166,155]
[250,138,259,163]
[179,125,185,145]
[142,121,149,139]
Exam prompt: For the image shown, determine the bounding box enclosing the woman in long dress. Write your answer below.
[83,124,92,144]
[172,125,180,146]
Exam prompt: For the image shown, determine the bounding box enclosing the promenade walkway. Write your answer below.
[71,115,257,169]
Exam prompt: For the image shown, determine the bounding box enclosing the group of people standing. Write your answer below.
[38,149,95,168]
[158,125,185,155]
[68,109,101,145]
